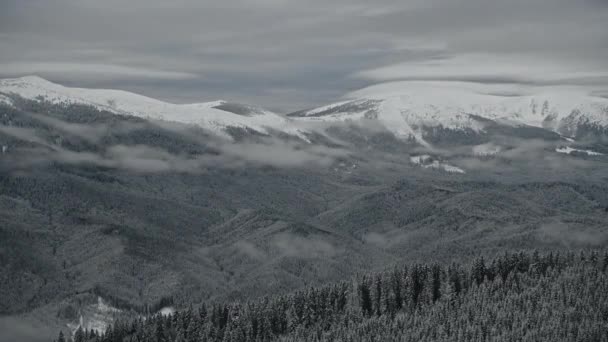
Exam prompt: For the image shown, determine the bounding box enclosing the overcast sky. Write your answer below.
[1,0,607,111]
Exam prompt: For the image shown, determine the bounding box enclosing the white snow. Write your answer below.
[159,307,176,316]
[0,94,13,106]
[379,97,432,147]
[67,297,121,335]
[472,143,501,156]
[291,99,372,123]
[556,146,604,156]
[301,100,355,116]
[292,81,608,141]
[437,162,466,174]
[410,154,432,164]
[410,154,465,174]
[65,298,179,337]
[0,76,308,140]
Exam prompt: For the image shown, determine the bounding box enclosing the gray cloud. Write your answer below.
[538,221,608,247]
[272,233,338,258]
[0,125,51,147]
[44,141,343,172]
[0,0,607,110]
[441,137,607,180]
[0,316,53,342]
[0,118,348,172]
[354,54,608,89]
[232,241,267,261]
[0,62,197,81]
[25,114,123,143]
[219,139,346,168]
[362,232,390,246]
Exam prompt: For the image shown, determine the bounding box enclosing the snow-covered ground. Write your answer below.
[303,100,355,116]
[556,146,604,156]
[66,297,180,337]
[67,297,121,335]
[472,143,501,156]
[0,76,308,140]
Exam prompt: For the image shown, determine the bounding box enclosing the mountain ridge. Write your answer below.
[0,76,308,140]
[289,81,608,145]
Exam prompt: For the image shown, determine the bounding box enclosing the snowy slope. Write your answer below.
[0,76,307,139]
[67,297,121,335]
[290,81,608,143]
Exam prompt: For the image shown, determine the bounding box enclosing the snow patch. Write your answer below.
[0,94,13,106]
[67,297,121,335]
[410,154,432,164]
[472,143,501,156]
[159,307,176,317]
[410,155,465,174]
[556,146,603,156]
[303,100,355,116]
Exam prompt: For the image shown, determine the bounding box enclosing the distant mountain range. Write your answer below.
[2,76,608,148]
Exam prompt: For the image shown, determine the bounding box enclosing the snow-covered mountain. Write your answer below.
[0,76,307,140]
[289,81,608,145]
[4,77,607,148]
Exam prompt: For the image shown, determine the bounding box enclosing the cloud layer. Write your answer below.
[0,114,347,173]
[1,0,607,110]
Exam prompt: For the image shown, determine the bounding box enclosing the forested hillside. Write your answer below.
[57,250,608,342]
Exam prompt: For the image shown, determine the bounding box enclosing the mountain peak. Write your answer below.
[0,76,308,140]
[290,81,608,142]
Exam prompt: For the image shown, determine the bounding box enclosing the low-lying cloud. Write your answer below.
[0,115,348,173]
[272,233,338,258]
[538,221,608,247]
[0,317,53,342]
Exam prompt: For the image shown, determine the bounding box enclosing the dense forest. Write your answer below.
[54,250,608,342]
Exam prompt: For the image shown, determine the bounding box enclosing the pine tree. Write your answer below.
[472,257,486,285]
[185,315,200,342]
[409,265,425,307]
[541,100,549,116]
[390,270,403,311]
[53,250,608,342]
[373,275,382,316]
[358,278,372,316]
[431,264,442,302]
[155,318,166,342]
[74,327,85,342]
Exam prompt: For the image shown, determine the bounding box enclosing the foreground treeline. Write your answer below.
[58,251,608,342]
